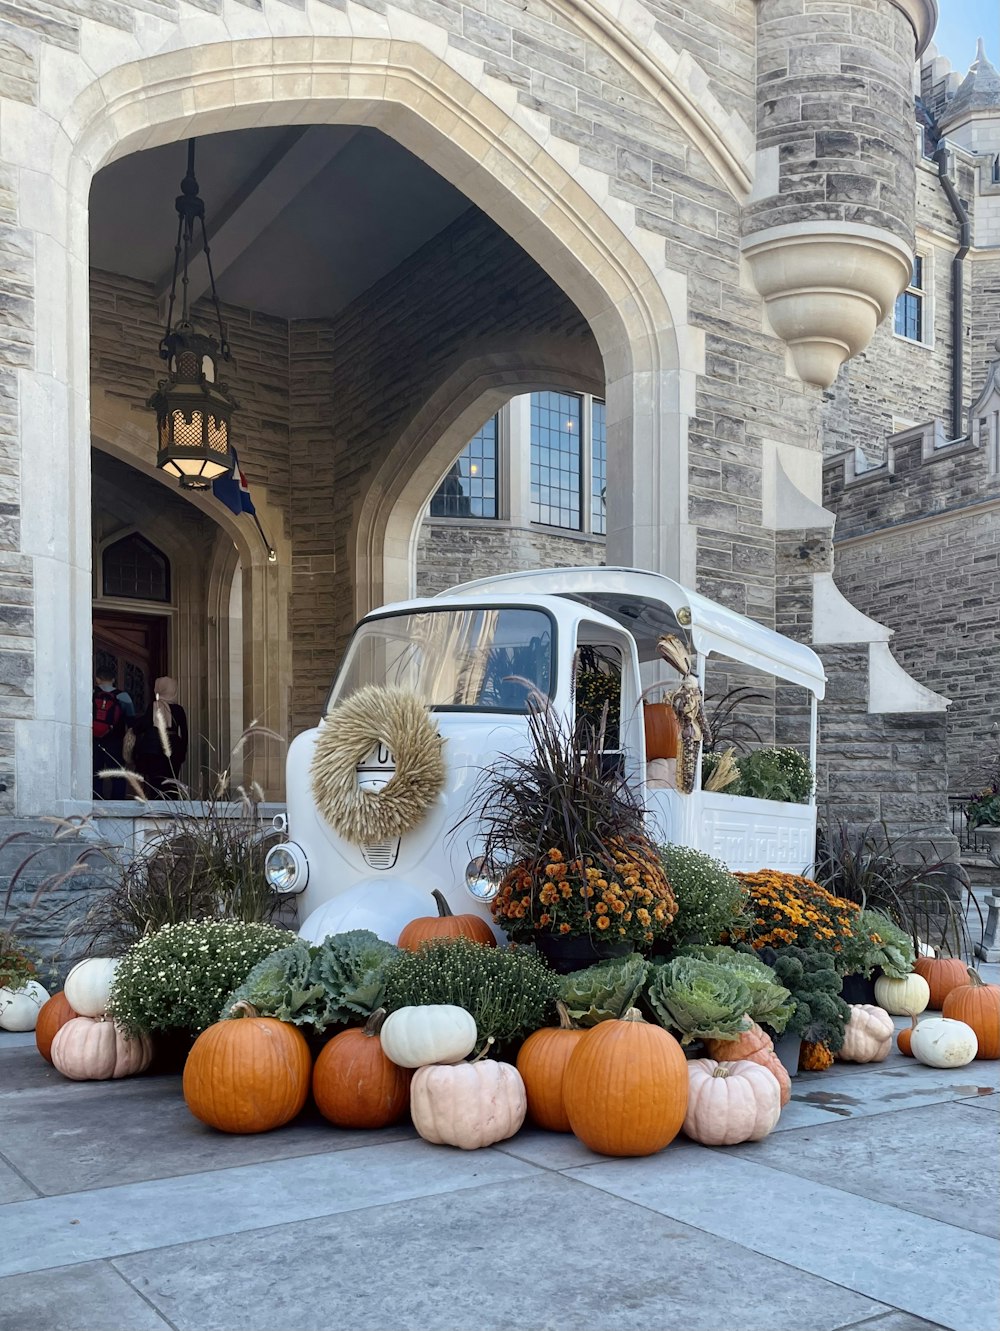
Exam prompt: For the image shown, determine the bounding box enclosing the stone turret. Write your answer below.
[742,0,936,388]
[939,37,1000,144]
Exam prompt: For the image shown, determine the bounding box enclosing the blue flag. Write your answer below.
[213,446,256,516]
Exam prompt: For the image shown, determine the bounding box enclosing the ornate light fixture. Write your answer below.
[148,139,238,490]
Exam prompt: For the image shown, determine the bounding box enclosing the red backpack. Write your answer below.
[93,690,123,740]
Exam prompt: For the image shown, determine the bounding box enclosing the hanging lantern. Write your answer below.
[148,140,238,490]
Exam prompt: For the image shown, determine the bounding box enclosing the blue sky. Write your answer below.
[933,0,998,70]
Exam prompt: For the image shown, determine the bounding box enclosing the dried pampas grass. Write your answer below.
[309,686,445,845]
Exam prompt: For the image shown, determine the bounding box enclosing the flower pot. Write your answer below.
[840,971,878,1006]
[147,1029,197,1076]
[768,1032,802,1080]
[978,826,1000,866]
[534,932,633,975]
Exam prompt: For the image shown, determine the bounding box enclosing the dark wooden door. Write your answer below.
[93,611,168,717]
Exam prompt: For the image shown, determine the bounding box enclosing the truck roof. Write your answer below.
[435,566,827,698]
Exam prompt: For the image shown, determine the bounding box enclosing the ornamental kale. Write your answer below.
[755,944,849,1052]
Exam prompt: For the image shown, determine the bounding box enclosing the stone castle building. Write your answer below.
[2,0,989,858]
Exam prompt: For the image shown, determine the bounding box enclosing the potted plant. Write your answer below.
[468,703,678,971]
[834,908,916,1004]
[754,944,850,1076]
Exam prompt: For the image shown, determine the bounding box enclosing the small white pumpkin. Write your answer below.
[410,1060,526,1149]
[50,1016,153,1080]
[910,1017,978,1069]
[838,1004,894,1063]
[0,980,50,1032]
[874,972,930,1017]
[380,1004,477,1069]
[683,1059,782,1146]
[64,957,119,1018]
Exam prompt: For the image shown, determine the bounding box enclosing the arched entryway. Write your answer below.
[17,30,690,813]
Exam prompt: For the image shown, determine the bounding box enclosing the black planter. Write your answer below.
[840,971,878,1005]
[535,932,633,974]
[147,1029,197,1076]
[762,1026,802,1079]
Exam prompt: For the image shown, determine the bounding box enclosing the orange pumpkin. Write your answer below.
[183,1002,311,1134]
[397,890,496,951]
[562,1008,688,1157]
[644,701,680,761]
[914,956,970,1010]
[516,1001,587,1132]
[942,968,1000,1059]
[897,1018,916,1057]
[703,1020,791,1107]
[35,991,77,1065]
[312,1009,412,1128]
[799,1040,834,1072]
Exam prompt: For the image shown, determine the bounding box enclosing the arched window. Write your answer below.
[102,534,171,602]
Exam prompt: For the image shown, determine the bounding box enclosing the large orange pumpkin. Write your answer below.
[183,1002,311,1134]
[703,1020,791,1107]
[644,701,680,761]
[516,1001,587,1132]
[942,968,1000,1059]
[312,1009,412,1128]
[915,956,970,1010]
[562,1008,688,1157]
[35,991,77,1064]
[397,890,496,951]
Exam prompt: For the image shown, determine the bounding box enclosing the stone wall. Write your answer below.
[415,521,604,597]
[824,431,1000,794]
[819,158,975,460]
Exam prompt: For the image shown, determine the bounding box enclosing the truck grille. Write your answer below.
[361,838,400,870]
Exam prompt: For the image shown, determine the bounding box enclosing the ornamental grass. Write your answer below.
[464,699,676,945]
[730,869,861,956]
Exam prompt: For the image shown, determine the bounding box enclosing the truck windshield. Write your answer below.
[328,607,554,712]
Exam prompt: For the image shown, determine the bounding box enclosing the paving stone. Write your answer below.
[0,1065,417,1194]
[0,1153,36,1203]
[0,1137,541,1278]
[112,1172,889,1331]
[0,1260,173,1330]
[565,1151,999,1331]
[728,1100,1000,1238]
[956,1093,1000,1112]
[840,1312,952,1331]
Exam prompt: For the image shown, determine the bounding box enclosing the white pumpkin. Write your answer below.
[64,957,119,1018]
[874,972,930,1017]
[0,980,50,1032]
[910,1017,978,1069]
[683,1059,782,1146]
[50,1016,153,1080]
[410,1060,526,1148]
[380,1004,477,1068]
[838,1004,894,1063]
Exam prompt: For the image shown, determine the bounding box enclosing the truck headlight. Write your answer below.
[465,856,500,902]
[264,842,308,894]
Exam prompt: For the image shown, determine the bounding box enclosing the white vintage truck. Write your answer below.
[264,567,827,944]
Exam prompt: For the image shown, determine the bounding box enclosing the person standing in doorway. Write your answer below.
[93,668,127,800]
[132,676,189,799]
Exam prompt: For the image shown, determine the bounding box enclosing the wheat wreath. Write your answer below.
[309,685,446,844]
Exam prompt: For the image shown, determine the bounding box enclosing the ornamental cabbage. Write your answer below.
[677,944,795,1033]
[556,953,649,1027]
[222,929,399,1031]
[645,956,752,1045]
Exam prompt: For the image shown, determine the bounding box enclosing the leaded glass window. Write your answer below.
[530,391,582,529]
[429,416,499,518]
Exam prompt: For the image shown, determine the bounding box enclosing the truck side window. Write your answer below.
[574,643,622,758]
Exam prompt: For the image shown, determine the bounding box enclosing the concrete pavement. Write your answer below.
[1,1002,997,1331]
